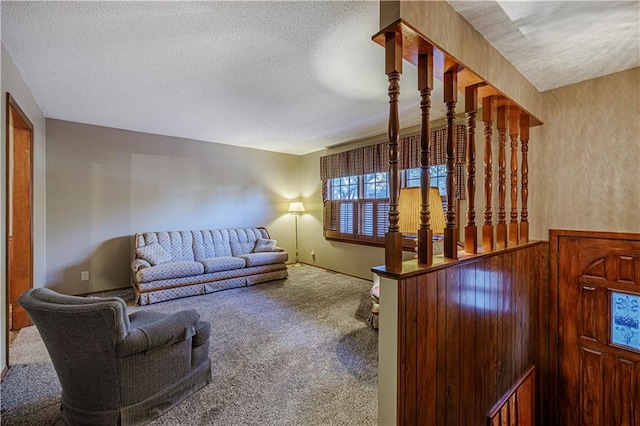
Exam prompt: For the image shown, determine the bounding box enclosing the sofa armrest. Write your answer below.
[274,246,285,252]
[117,310,200,357]
[131,258,151,273]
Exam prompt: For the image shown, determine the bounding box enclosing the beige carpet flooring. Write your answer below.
[1,264,378,425]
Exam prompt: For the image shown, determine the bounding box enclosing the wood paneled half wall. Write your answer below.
[374,241,547,425]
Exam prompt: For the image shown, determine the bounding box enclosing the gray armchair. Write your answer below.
[18,288,212,425]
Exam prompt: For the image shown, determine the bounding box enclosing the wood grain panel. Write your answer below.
[579,284,599,340]
[580,347,605,425]
[417,271,438,424]
[613,356,637,425]
[444,266,460,426]
[459,263,476,426]
[392,242,543,425]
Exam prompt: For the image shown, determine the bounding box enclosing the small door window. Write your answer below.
[611,291,640,351]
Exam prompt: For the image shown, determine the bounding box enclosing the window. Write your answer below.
[325,173,389,244]
[331,176,358,200]
[364,173,389,199]
[405,166,447,196]
[320,124,467,247]
[324,167,444,246]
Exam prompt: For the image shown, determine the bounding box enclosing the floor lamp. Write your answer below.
[288,201,305,265]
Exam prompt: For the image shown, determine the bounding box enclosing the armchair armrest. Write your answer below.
[117,309,200,357]
[131,258,151,273]
[192,320,211,347]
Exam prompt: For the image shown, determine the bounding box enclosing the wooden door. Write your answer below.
[551,230,640,425]
[6,93,33,332]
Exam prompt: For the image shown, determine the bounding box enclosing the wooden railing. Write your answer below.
[373,22,541,271]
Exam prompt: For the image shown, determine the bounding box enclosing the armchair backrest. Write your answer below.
[18,288,131,410]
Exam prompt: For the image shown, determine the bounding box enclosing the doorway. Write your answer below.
[6,93,34,355]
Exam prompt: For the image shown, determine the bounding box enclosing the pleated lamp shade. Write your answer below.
[397,187,446,235]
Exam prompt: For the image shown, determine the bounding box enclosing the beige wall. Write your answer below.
[46,120,300,295]
[529,67,640,239]
[1,44,47,374]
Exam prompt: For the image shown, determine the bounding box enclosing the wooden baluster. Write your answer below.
[443,69,458,259]
[482,96,494,251]
[520,114,530,242]
[508,107,519,245]
[464,84,479,253]
[384,31,403,272]
[496,105,508,249]
[418,51,434,266]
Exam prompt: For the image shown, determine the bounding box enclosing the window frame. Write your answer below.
[324,166,447,250]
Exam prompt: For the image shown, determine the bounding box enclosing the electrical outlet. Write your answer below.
[310,250,315,256]
[81,271,89,281]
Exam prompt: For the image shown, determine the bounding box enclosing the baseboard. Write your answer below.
[291,262,373,283]
[78,286,132,296]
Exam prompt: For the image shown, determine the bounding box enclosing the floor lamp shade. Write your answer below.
[288,202,305,213]
[397,187,445,235]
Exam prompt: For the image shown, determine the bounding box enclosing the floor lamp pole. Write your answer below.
[294,213,299,264]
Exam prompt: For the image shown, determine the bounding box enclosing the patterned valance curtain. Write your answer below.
[320,124,467,199]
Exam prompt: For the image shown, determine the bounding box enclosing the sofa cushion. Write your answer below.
[229,228,270,256]
[198,256,246,274]
[136,242,172,266]
[253,238,277,253]
[238,252,289,267]
[136,231,195,262]
[192,230,232,259]
[136,261,204,283]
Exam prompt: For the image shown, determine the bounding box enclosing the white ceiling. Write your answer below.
[2,1,638,155]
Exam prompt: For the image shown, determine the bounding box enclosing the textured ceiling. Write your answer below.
[1,1,638,155]
[448,0,640,91]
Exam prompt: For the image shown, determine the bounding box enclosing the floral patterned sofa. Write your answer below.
[131,228,288,305]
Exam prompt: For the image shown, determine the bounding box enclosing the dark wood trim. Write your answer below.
[385,30,403,272]
[482,96,494,252]
[373,240,544,280]
[519,114,530,242]
[5,93,35,371]
[1,364,7,380]
[496,105,507,249]
[464,84,478,254]
[487,365,536,425]
[443,69,458,260]
[417,51,433,266]
[508,107,519,245]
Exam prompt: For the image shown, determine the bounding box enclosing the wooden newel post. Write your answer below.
[496,105,508,249]
[417,52,434,266]
[520,114,530,242]
[443,69,458,259]
[464,84,478,254]
[384,31,403,272]
[482,96,494,251]
[508,107,519,245]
